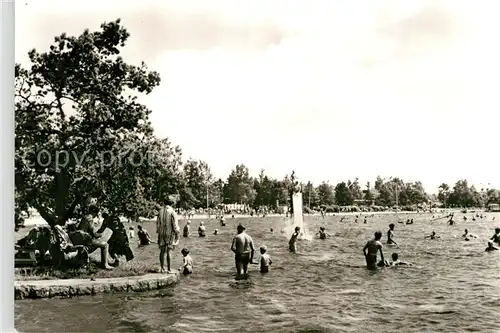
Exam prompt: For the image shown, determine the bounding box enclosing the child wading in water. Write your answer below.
[289,226,300,253]
[179,248,193,275]
[316,227,331,239]
[259,245,272,273]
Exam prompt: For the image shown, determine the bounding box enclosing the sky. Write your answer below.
[15,0,500,193]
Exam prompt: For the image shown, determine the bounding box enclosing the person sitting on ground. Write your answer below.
[316,227,331,240]
[448,217,455,225]
[387,224,397,245]
[183,221,191,238]
[490,228,500,244]
[231,224,255,277]
[389,253,411,266]
[100,209,134,266]
[75,204,113,270]
[179,247,193,275]
[198,221,206,237]
[213,228,218,235]
[259,245,272,273]
[289,226,300,253]
[485,241,498,252]
[363,231,385,270]
[137,225,153,246]
[425,231,440,239]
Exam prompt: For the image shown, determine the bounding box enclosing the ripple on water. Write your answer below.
[15,213,500,333]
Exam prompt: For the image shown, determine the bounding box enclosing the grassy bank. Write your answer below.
[16,258,159,281]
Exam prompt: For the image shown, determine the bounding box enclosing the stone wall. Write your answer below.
[15,272,179,300]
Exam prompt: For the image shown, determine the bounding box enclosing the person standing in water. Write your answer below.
[316,227,331,239]
[363,231,385,270]
[259,245,272,273]
[387,224,397,245]
[183,221,191,238]
[231,224,255,277]
[156,196,180,273]
[490,228,500,244]
[289,226,300,253]
[198,221,206,237]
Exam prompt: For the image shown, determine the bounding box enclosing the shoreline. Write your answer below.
[15,272,179,300]
[22,209,471,227]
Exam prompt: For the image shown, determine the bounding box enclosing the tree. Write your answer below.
[224,164,256,205]
[334,182,353,206]
[437,183,450,207]
[363,181,374,205]
[302,181,319,208]
[15,19,163,227]
[316,181,335,206]
[253,169,275,208]
[182,159,213,208]
[348,178,362,201]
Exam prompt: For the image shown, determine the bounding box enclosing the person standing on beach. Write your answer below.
[156,196,180,273]
[363,231,385,270]
[231,224,255,277]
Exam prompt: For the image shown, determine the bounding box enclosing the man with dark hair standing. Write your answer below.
[363,231,385,270]
[231,223,255,278]
[156,196,180,273]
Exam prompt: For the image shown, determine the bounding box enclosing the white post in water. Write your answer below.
[292,192,304,230]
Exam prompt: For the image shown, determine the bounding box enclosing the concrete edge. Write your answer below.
[15,272,180,300]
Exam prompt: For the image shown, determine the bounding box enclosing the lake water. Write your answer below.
[15,213,500,333]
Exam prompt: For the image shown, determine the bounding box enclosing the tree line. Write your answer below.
[14,20,500,229]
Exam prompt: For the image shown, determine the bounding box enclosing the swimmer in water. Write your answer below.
[183,221,191,238]
[485,241,498,252]
[490,228,500,244]
[179,247,193,275]
[425,231,440,239]
[259,245,272,273]
[270,228,274,233]
[289,226,300,253]
[462,229,476,240]
[316,227,331,239]
[389,253,411,266]
[231,224,255,277]
[387,224,397,245]
[406,218,414,225]
[363,231,385,270]
[198,222,206,237]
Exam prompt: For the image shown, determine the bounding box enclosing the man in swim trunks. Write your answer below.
[363,231,385,270]
[231,224,255,277]
[387,223,397,245]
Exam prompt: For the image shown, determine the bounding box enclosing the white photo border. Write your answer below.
[1,0,16,332]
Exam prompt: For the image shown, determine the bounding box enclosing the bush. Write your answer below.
[303,206,314,214]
